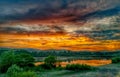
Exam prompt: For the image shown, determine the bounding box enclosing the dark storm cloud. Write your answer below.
[0,0,120,22]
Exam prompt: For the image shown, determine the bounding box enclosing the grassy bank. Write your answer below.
[37,64,120,77]
[1,64,120,77]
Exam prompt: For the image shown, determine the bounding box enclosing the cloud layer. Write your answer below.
[0,0,120,22]
[0,0,120,51]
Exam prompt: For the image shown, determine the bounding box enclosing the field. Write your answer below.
[0,48,120,77]
[0,64,120,77]
[38,64,120,77]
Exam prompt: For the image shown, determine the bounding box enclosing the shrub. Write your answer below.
[39,63,56,70]
[65,64,94,71]
[112,57,120,63]
[32,66,45,71]
[6,64,23,77]
[6,65,37,77]
[56,66,64,70]
[17,71,37,77]
[0,51,16,73]
[0,51,35,73]
[116,72,120,77]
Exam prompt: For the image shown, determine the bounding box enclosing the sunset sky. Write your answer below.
[0,0,120,51]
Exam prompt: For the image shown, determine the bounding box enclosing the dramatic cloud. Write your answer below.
[0,0,120,22]
[0,0,120,51]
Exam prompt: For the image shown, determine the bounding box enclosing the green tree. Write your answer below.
[15,53,35,67]
[40,56,57,69]
[44,55,57,66]
[0,51,35,73]
[0,51,16,73]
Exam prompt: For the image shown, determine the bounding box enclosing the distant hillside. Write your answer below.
[0,48,120,60]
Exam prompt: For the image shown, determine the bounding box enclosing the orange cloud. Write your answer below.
[0,33,119,51]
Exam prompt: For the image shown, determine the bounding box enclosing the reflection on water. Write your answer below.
[35,60,111,67]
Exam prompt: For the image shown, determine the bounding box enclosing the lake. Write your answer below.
[35,59,111,67]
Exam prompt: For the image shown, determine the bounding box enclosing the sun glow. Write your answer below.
[0,33,119,51]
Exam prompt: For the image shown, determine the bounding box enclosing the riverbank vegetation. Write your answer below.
[0,48,120,77]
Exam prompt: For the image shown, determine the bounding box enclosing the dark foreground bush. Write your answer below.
[112,57,120,63]
[39,63,56,70]
[6,65,37,77]
[65,64,95,71]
